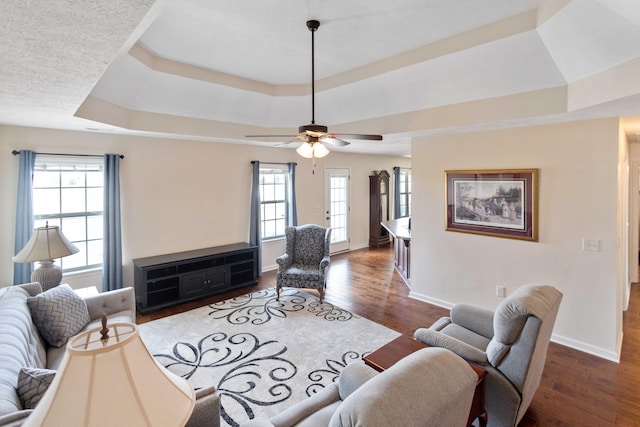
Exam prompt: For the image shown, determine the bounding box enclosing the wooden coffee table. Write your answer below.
[364,334,487,427]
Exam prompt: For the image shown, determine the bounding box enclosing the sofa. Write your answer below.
[0,282,220,427]
[242,347,478,427]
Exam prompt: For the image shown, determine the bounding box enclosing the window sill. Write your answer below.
[262,236,285,244]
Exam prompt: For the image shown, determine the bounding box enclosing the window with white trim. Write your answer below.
[398,168,412,217]
[259,164,290,240]
[32,156,103,272]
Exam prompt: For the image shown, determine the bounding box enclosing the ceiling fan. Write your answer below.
[245,20,383,160]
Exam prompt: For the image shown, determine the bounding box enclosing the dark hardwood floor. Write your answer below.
[137,247,640,426]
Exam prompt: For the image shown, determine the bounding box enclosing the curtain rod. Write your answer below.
[251,161,297,166]
[12,150,124,159]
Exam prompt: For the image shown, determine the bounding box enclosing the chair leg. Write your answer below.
[276,286,280,301]
[318,288,324,304]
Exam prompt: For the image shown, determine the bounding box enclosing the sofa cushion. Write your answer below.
[0,287,47,418]
[27,284,89,348]
[17,368,55,409]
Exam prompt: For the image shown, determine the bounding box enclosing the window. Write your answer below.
[398,168,412,217]
[259,164,290,240]
[32,156,103,272]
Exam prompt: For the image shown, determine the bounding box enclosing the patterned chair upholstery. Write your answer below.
[276,224,331,303]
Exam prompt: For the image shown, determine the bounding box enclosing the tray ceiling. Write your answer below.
[2,0,640,156]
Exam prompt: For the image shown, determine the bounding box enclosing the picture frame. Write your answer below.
[445,169,538,241]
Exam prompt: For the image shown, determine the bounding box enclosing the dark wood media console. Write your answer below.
[133,242,258,314]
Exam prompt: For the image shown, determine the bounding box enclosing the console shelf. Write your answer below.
[133,242,258,314]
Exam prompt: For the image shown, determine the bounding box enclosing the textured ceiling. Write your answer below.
[1,0,640,156]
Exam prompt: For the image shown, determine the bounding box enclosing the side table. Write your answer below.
[73,286,99,298]
[364,334,487,427]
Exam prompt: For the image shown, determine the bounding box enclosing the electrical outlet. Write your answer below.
[496,286,506,298]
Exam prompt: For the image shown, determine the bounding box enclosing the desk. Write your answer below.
[381,218,411,286]
[364,335,487,427]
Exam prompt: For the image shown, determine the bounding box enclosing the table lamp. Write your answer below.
[23,317,195,427]
[12,223,79,290]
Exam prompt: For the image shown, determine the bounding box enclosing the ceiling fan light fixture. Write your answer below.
[296,141,315,158]
[296,141,330,159]
[313,141,330,158]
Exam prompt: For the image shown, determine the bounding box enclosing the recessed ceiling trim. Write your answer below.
[127,9,539,98]
[567,56,640,112]
[318,9,539,92]
[129,43,308,97]
[77,86,569,144]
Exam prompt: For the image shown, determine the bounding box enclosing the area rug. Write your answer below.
[138,287,400,427]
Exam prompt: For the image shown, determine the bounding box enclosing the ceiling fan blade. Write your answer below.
[245,134,298,138]
[275,140,300,147]
[331,133,383,141]
[321,137,350,147]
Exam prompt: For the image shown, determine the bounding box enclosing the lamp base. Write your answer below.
[31,260,63,291]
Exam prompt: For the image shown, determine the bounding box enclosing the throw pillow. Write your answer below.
[17,367,56,409]
[27,284,90,347]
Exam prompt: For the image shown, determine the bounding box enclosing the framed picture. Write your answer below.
[445,169,538,241]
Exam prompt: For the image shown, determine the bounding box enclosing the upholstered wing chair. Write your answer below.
[276,224,331,302]
[241,347,478,427]
[414,284,562,427]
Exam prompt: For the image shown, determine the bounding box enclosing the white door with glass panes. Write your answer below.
[324,168,350,253]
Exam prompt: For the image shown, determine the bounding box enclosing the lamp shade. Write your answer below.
[12,224,79,263]
[24,322,195,427]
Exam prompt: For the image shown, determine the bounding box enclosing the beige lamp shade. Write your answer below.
[23,322,195,427]
[12,224,80,290]
[12,224,79,263]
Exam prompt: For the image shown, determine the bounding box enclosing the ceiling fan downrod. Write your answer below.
[307,20,319,126]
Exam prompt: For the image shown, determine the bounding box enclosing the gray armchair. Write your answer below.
[414,284,562,427]
[241,347,478,427]
[276,224,331,303]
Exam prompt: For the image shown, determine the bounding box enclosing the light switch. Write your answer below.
[582,238,600,252]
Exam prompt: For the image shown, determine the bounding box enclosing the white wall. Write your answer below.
[0,125,409,288]
[410,118,623,361]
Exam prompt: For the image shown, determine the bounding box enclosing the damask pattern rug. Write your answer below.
[139,287,400,427]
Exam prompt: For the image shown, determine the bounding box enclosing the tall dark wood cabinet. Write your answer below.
[369,170,391,247]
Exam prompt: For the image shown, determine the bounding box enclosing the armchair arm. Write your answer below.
[319,255,330,272]
[265,383,340,427]
[186,386,220,427]
[450,304,495,339]
[338,361,378,400]
[413,328,489,365]
[276,253,291,269]
[85,287,135,321]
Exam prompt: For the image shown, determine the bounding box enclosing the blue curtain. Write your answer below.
[249,161,262,274]
[393,167,401,219]
[13,150,36,285]
[103,154,123,291]
[288,162,297,226]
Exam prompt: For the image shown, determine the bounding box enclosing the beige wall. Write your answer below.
[410,118,623,361]
[1,119,630,361]
[0,125,409,289]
